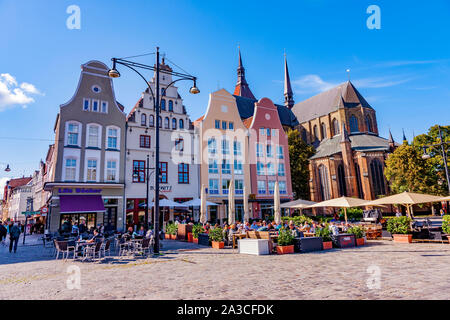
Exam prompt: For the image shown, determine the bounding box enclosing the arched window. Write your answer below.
[301,129,307,142]
[349,115,359,133]
[149,115,154,127]
[332,118,340,136]
[337,164,347,197]
[370,159,386,197]
[313,125,319,141]
[141,113,146,126]
[164,117,170,129]
[355,162,364,199]
[158,116,162,128]
[321,123,327,139]
[172,118,177,130]
[161,99,166,111]
[168,100,173,112]
[318,165,331,201]
[365,115,373,133]
[179,119,184,129]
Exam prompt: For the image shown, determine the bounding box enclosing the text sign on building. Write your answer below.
[149,185,172,193]
[58,188,102,194]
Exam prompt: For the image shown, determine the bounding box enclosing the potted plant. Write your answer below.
[192,224,203,244]
[315,226,333,250]
[166,223,177,240]
[276,229,295,254]
[347,225,365,246]
[209,227,224,249]
[442,215,450,242]
[387,216,413,243]
[187,232,194,243]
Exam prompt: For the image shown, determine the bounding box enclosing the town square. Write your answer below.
[1,0,450,305]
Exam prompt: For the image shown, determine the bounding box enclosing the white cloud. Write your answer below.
[353,76,415,88]
[376,60,446,68]
[292,74,338,94]
[0,73,42,111]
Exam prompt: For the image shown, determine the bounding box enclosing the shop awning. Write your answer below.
[60,195,105,214]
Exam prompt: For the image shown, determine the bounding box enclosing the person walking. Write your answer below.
[0,221,6,246]
[9,222,21,253]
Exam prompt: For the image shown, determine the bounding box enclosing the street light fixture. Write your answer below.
[4,164,11,172]
[108,47,199,254]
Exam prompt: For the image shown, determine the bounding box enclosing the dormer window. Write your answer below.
[83,99,90,111]
[92,100,99,112]
[101,101,108,113]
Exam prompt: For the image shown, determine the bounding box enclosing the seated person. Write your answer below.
[122,227,134,240]
[133,226,145,238]
[267,223,275,230]
[250,221,259,230]
[289,224,302,238]
[275,223,283,231]
[86,229,101,243]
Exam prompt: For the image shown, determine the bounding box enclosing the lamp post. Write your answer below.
[132,154,155,227]
[422,125,450,194]
[108,47,199,253]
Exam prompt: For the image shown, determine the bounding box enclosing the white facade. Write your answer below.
[8,183,32,222]
[125,60,199,225]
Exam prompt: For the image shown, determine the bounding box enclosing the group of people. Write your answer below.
[0,220,22,253]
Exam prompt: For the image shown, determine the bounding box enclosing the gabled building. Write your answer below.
[44,61,126,232]
[2,176,32,222]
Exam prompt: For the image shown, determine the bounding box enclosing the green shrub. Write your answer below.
[315,225,332,242]
[346,225,365,239]
[339,207,363,221]
[282,215,313,226]
[166,223,177,235]
[443,215,450,234]
[387,216,412,235]
[192,224,203,239]
[277,228,295,246]
[209,227,224,242]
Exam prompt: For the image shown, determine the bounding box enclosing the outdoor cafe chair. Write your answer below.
[134,238,152,257]
[101,240,112,258]
[118,238,132,258]
[55,241,75,260]
[83,241,103,261]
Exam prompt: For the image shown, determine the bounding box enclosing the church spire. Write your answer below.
[284,54,294,109]
[402,128,407,143]
[233,48,256,100]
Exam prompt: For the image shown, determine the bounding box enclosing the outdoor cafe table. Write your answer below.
[232,233,247,249]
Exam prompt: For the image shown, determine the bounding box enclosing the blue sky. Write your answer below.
[1,0,449,195]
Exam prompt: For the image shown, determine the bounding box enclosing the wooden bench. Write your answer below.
[248,231,275,253]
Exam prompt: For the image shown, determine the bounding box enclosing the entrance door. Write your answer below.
[104,207,117,232]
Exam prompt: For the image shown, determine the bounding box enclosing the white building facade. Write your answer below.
[8,182,32,223]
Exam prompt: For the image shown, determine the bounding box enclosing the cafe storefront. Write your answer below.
[44,183,125,233]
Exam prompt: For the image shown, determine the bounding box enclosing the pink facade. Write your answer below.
[246,98,293,219]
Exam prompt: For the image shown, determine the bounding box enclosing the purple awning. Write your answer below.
[60,195,105,214]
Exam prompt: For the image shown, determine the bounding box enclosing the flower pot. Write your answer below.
[276,245,294,255]
[356,238,365,246]
[322,241,333,250]
[170,234,177,240]
[212,241,224,249]
[193,237,198,244]
[187,233,193,243]
[393,234,412,243]
[165,233,171,240]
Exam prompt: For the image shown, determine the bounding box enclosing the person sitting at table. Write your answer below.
[340,222,348,232]
[122,227,134,240]
[133,226,145,238]
[228,224,238,245]
[329,223,339,236]
[250,221,258,230]
[310,222,317,234]
[86,229,101,243]
[145,227,154,239]
[289,223,302,238]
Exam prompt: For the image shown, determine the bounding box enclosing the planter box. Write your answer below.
[170,234,177,240]
[187,233,193,243]
[332,234,356,248]
[323,241,333,250]
[197,233,210,246]
[165,233,171,240]
[238,239,269,255]
[356,238,365,246]
[193,237,198,244]
[293,237,323,253]
[393,234,412,243]
[212,241,224,249]
[276,245,294,255]
[177,224,193,241]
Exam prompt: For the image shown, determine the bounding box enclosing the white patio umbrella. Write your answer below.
[140,199,188,208]
[308,196,369,224]
[274,181,281,224]
[439,195,450,202]
[281,199,317,209]
[228,179,235,225]
[181,198,218,207]
[243,186,250,223]
[200,184,207,225]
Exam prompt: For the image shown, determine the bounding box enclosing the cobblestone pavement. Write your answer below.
[0,235,449,300]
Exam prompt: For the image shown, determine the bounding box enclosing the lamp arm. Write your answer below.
[160,77,195,102]
[115,60,156,105]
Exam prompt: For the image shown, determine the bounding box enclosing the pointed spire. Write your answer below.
[341,123,350,143]
[284,53,294,109]
[233,48,256,100]
[388,129,394,143]
[402,128,407,142]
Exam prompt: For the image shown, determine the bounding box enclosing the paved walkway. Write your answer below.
[0,238,449,300]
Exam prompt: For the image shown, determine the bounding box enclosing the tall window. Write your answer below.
[221,160,231,174]
[301,129,307,142]
[222,179,230,194]
[87,125,99,148]
[235,180,244,194]
[175,138,184,151]
[67,123,79,146]
[257,162,265,175]
[332,118,340,136]
[256,143,263,157]
[266,145,273,158]
[158,116,162,128]
[101,101,108,113]
[178,163,189,184]
[234,160,243,174]
[349,115,359,133]
[355,162,364,199]
[149,115,154,127]
[268,181,275,194]
[172,118,177,129]
[321,123,327,139]
[277,146,284,159]
[259,128,265,136]
[318,165,331,201]
[164,117,169,129]
[267,162,275,175]
[168,100,173,112]
[337,164,347,197]
[233,140,242,156]
[133,160,145,183]
[229,122,234,130]
[313,125,319,141]
[161,99,166,111]
[141,114,147,126]
[370,159,386,196]
[65,158,77,181]
[140,135,151,148]
[83,99,90,111]
[208,138,217,154]
[92,100,99,112]
[222,121,227,130]
[179,119,184,129]
[208,159,218,174]
[106,160,117,181]
[366,115,373,133]
[278,163,285,176]
[215,120,220,129]
[107,128,118,149]
[222,138,230,155]
[87,159,97,182]
[209,179,219,194]
[279,181,287,194]
[257,181,266,194]
[159,162,168,183]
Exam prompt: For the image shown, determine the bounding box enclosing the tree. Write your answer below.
[287,129,315,200]
[384,124,449,196]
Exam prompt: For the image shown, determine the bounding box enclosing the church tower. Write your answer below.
[233,49,256,100]
[284,55,294,109]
